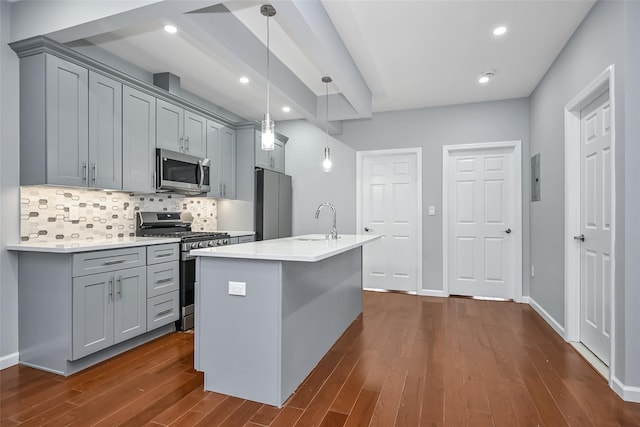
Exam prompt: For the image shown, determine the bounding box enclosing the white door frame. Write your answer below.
[356,147,423,294]
[442,141,523,302]
[564,65,615,384]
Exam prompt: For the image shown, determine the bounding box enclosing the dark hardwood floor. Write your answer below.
[2,291,640,426]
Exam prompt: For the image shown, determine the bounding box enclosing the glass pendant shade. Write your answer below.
[261,112,275,150]
[323,147,332,172]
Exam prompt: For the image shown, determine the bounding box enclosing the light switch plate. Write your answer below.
[228,281,246,296]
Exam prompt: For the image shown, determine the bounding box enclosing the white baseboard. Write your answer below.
[418,289,447,298]
[612,376,640,403]
[0,352,19,370]
[527,296,565,337]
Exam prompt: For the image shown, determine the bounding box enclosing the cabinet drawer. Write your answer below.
[147,290,179,330]
[147,261,179,298]
[147,243,179,265]
[238,235,256,244]
[73,247,146,277]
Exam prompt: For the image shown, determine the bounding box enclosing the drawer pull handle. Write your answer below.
[104,259,126,265]
[157,308,173,317]
[155,253,173,258]
[156,278,173,284]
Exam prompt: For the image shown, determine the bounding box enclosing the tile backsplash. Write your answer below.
[20,186,218,242]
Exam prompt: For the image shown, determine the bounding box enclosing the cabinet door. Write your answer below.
[272,139,285,173]
[220,126,237,198]
[89,72,122,189]
[113,266,147,343]
[156,99,184,152]
[122,86,156,193]
[206,120,222,198]
[255,130,272,170]
[72,272,114,359]
[184,111,207,157]
[45,55,89,187]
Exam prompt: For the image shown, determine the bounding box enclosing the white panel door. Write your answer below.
[360,151,419,292]
[447,148,515,299]
[579,91,611,366]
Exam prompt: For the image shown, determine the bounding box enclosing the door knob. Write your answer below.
[364,227,372,232]
[504,228,512,234]
[574,234,585,242]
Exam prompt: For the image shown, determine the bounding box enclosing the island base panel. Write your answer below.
[196,247,363,407]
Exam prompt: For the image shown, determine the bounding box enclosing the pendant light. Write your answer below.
[322,76,332,172]
[260,4,276,151]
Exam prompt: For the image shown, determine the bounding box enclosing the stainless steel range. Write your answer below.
[137,212,230,331]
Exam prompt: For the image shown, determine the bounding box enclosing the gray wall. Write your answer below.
[339,99,530,292]
[0,0,20,367]
[277,120,357,236]
[529,0,639,388]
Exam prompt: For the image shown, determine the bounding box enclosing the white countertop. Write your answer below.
[191,234,382,262]
[5,237,181,253]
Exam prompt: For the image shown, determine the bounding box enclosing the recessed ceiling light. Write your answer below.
[478,71,495,84]
[282,106,291,113]
[239,76,250,84]
[163,25,177,34]
[493,26,507,36]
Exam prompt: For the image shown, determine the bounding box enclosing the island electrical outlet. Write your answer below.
[228,281,246,296]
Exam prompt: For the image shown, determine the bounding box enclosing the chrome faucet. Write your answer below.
[315,203,338,239]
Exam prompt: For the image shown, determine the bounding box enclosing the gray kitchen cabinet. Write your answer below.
[122,86,156,193]
[146,243,179,329]
[156,99,207,158]
[72,265,146,360]
[89,71,122,189]
[207,120,236,199]
[72,248,147,360]
[18,53,123,189]
[254,129,286,173]
[16,244,178,376]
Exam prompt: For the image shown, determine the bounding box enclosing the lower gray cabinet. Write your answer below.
[147,291,179,330]
[72,266,146,360]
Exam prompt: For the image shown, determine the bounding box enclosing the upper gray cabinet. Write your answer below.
[156,99,207,158]
[89,72,122,189]
[122,86,156,193]
[207,120,236,199]
[255,130,286,174]
[19,53,123,190]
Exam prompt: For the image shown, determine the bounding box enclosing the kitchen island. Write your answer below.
[191,234,381,407]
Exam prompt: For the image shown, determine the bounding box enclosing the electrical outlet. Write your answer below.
[69,205,79,221]
[531,265,535,278]
[228,281,246,296]
[428,206,436,216]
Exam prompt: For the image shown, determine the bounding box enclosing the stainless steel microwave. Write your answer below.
[156,149,211,195]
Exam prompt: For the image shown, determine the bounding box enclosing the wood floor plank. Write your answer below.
[2,292,640,427]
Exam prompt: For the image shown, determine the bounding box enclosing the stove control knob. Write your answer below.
[223,239,229,245]
[191,242,199,249]
[208,241,216,247]
[216,240,224,246]
[199,241,207,248]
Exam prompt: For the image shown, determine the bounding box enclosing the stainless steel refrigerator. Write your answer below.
[255,168,292,241]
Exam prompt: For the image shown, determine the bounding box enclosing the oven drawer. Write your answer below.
[73,247,146,277]
[147,261,179,298]
[147,290,179,330]
[147,243,179,265]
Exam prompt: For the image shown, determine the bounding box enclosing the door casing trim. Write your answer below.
[564,65,616,388]
[356,147,423,294]
[442,140,523,302]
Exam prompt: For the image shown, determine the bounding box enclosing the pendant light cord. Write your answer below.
[325,79,329,140]
[266,13,271,117]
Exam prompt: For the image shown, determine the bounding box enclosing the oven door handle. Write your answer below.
[182,251,196,261]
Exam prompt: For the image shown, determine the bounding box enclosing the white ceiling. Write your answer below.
[67,0,595,126]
